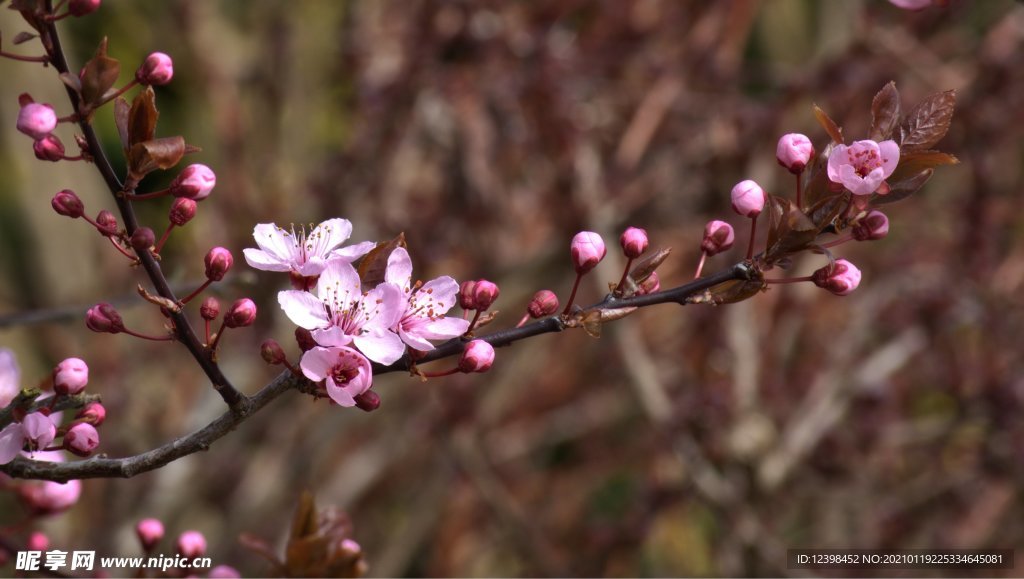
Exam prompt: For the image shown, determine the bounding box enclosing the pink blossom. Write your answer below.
[620,227,649,259]
[384,248,470,351]
[472,280,500,311]
[571,231,607,274]
[34,134,65,161]
[0,424,23,464]
[53,357,89,395]
[701,220,736,256]
[177,530,207,558]
[169,164,216,200]
[17,103,57,140]
[204,247,233,281]
[0,348,20,408]
[459,340,495,373]
[244,219,374,279]
[888,0,932,9]
[64,423,100,456]
[826,140,900,196]
[300,346,373,407]
[731,180,766,218]
[224,298,257,328]
[527,290,559,318]
[18,452,82,514]
[136,518,165,550]
[813,259,862,296]
[776,133,815,174]
[852,210,890,241]
[136,52,174,86]
[22,412,56,452]
[278,260,405,364]
[209,565,242,578]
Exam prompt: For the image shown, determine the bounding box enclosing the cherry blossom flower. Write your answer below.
[15,451,82,514]
[300,346,373,407]
[1,348,19,408]
[278,260,406,364]
[243,219,375,280]
[384,248,470,351]
[827,140,900,196]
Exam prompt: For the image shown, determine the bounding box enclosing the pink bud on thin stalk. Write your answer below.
[16,102,57,140]
[224,298,257,328]
[53,357,89,395]
[177,530,207,558]
[95,210,119,237]
[200,297,220,321]
[852,210,890,241]
[33,134,65,162]
[527,290,559,318]
[354,390,382,413]
[812,259,862,296]
[458,340,495,373]
[701,220,735,256]
[63,423,100,457]
[136,518,165,551]
[619,227,648,259]
[731,180,765,218]
[136,52,174,86]
[571,231,607,274]
[260,339,287,365]
[776,133,815,174]
[75,402,106,426]
[169,164,216,200]
[68,0,101,16]
[458,280,478,310]
[169,198,197,226]
[204,247,234,281]
[130,227,155,252]
[86,303,125,334]
[472,280,500,311]
[51,189,84,218]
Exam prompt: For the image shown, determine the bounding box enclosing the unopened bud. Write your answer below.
[130,227,155,252]
[68,0,101,16]
[168,198,197,226]
[204,247,233,281]
[472,280,500,311]
[571,231,607,274]
[95,210,118,236]
[458,280,478,310]
[776,133,815,174]
[637,271,661,295]
[620,227,648,259]
[458,340,494,373]
[136,52,174,86]
[17,102,57,140]
[208,566,241,579]
[224,298,257,328]
[527,290,559,318]
[852,210,889,241]
[53,357,89,395]
[200,296,220,321]
[177,531,207,558]
[354,390,381,413]
[51,189,84,218]
[63,423,100,457]
[75,402,106,426]
[700,220,736,256]
[136,519,164,551]
[27,532,49,552]
[260,339,286,365]
[731,180,766,218]
[86,302,124,333]
[33,134,65,161]
[169,164,216,200]
[812,259,862,296]
[295,328,317,352]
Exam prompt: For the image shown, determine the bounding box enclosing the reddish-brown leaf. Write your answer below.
[128,87,159,148]
[12,31,37,45]
[703,278,766,305]
[873,168,933,205]
[128,136,186,178]
[80,38,121,108]
[58,72,82,95]
[628,247,671,285]
[805,193,847,232]
[870,81,901,141]
[113,97,130,151]
[357,234,407,289]
[813,104,844,144]
[764,196,818,260]
[801,142,836,209]
[889,150,959,182]
[899,90,956,151]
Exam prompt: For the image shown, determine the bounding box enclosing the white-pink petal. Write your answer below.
[386,247,414,288]
[0,348,19,409]
[0,424,24,465]
[252,223,298,263]
[278,291,330,330]
[419,316,471,340]
[330,241,376,262]
[311,327,354,348]
[307,218,354,258]
[353,330,406,365]
[878,140,900,177]
[299,347,336,381]
[317,260,362,308]
[243,248,292,272]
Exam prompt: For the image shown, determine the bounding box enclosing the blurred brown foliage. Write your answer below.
[2,0,1024,576]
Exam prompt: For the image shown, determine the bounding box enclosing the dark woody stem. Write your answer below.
[40,3,248,412]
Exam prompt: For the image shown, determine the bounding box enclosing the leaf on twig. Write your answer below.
[128,86,159,148]
[58,72,82,95]
[113,97,130,151]
[890,150,959,182]
[80,38,121,109]
[805,193,847,232]
[128,136,186,178]
[357,233,406,289]
[899,90,956,151]
[813,104,844,144]
[869,81,901,141]
[694,278,766,305]
[12,31,37,45]
[763,195,818,262]
[873,168,933,205]
[800,142,835,209]
[628,247,671,284]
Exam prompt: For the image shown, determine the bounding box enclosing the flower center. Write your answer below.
[850,147,882,178]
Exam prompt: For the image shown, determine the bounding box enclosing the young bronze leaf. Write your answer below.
[703,278,766,305]
[899,90,955,151]
[870,81,901,141]
[128,86,159,148]
[873,168,933,205]
[889,150,959,182]
[628,247,671,285]
[357,233,407,289]
[288,491,318,545]
[813,104,844,144]
[113,97,130,151]
[766,198,819,259]
[800,142,835,208]
[128,136,186,178]
[80,38,121,108]
[58,72,82,95]
[763,194,789,258]
[806,193,847,232]
[12,31,37,45]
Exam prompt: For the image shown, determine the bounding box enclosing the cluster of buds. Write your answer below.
[132,519,240,577]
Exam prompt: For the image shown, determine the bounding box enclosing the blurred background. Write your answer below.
[2,0,1023,576]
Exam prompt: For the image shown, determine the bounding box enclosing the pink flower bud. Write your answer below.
[136,52,174,86]
[637,271,661,295]
[458,340,494,373]
[295,328,317,352]
[852,210,889,241]
[96,210,119,236]
[224,298,257,328]
[75,402,106,426]
[19,479,82,515]
[68,0,101,16]
[53,357,89,395]
[63,423,99,457]
[177,530,207,558]
[458,280,478,310]
[888,0,932,9]
[27,532,49,551]
[136,518,165,551]
[354,390,381,413]
[22,412,56,451]
[169,198,197,226]
[260,339,286,365]
[130,227,155,252]
[570,231,607,274]
[208,566,241,579]
[340,539,362,556]
[169,164,216,200]
[812,259,862,296]
[776,133,815,174]
[527,290,559,318]
[17,102,57,140]
[200,296,220,321]
[701,220,736,256]
[204,247,233,281]
[619,227,648,259]
[472,280,500,311]
[731,180,766,218]
[33,134,65,161]
[86,302,124,333]
[51,189,84,218]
